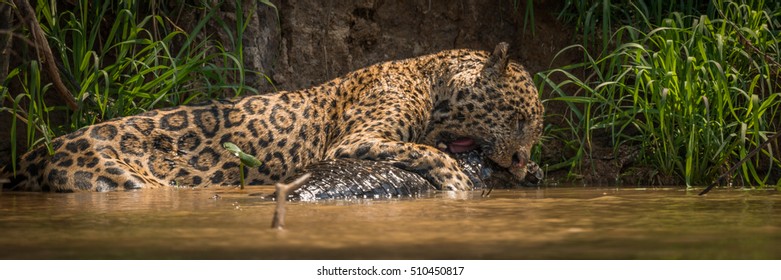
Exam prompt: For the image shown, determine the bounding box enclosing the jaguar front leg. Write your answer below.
[328,136,474,191]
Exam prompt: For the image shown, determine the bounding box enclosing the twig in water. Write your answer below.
[271,173,310,230]
[699,131,781,195]
[481,186,494,197]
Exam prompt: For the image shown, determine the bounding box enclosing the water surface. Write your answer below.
[0,187,778,259]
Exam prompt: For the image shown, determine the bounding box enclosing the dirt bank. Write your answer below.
[261,0,577,91]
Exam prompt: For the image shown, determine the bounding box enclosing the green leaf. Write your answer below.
[239,153,263,168]
[223,142,262,167]
[223,142,241,156]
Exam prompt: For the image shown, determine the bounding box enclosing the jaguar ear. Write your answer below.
[482,42,510,79]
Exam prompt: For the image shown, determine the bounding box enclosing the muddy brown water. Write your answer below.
[0,187,779,259]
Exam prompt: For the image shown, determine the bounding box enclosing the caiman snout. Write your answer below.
[511,151,527,169]
[508,150,530,180]
[487,148,543,187]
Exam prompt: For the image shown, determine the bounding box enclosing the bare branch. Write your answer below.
[271,173,310,230]
[12,0,78,111]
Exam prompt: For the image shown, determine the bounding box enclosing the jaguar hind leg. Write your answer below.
[41,156,167,192]
[16,144,160,192]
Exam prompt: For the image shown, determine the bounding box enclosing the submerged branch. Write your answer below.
[271,173,311,230]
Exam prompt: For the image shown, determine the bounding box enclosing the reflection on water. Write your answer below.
[0,187,779,259]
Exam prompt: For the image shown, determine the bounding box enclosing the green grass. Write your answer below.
[557,0,713,52]
[538,0,781,187]
[1,0,271,173]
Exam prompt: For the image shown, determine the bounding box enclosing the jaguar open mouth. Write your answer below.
[437,136,542,189]
[444,137,478,153]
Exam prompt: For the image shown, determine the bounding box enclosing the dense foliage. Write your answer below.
[1,0,269,172]
[538,0,781,186]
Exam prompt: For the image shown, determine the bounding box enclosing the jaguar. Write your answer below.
[4,42,543,193]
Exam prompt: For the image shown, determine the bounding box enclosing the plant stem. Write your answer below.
[239,162,245,189]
